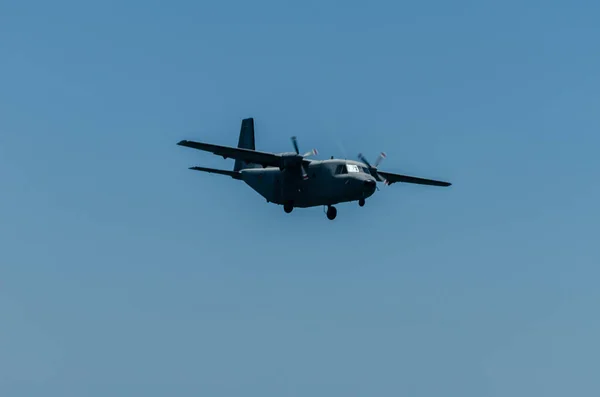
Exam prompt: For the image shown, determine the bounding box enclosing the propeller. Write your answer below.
[358,152,389,185]
[291,136,318,179]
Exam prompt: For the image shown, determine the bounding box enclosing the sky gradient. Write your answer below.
[2,1,600,396]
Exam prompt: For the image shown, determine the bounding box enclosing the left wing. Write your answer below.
[189,166,242,180]
[177,140,281,168]
[378,170,451,187]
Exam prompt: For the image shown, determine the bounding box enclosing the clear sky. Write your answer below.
[2,1,599,396]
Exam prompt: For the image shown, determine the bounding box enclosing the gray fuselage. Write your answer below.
[241,159,377,208]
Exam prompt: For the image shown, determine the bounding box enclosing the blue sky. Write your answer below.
[1,1,599,396]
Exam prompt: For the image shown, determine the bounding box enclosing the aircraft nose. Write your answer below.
[363,179,376,190]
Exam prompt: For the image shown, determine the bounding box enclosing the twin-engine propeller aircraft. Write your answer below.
[177,117,451,220]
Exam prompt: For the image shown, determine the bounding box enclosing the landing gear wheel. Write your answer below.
[284,203,293,213]
[326,205,337,220]
[359,198,365,207]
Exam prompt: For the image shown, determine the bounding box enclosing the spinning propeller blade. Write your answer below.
[301,164,309,179]
[303,148,319,157]
[357,153,372,168]
[290,136,318,179]
[291,136,300,154]
[358,152,388,185]
[374,152,386,167]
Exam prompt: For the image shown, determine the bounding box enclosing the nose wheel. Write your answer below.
[326,205,337,220]
[283,202,294,213]
[359,198,365,207]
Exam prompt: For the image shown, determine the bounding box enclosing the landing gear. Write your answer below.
[359,198,365,207]
[284,203,293,213]
[326,205,337,220]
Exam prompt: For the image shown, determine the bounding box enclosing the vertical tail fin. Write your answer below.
[234,118,259,171]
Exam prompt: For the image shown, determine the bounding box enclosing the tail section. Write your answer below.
[233,118,260,172]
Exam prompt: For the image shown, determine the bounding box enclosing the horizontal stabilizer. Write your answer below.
[189,166,242,180]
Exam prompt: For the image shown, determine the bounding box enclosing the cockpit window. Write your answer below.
[346,164,360,173]
[335,163,371,175]
[335,164,347,175]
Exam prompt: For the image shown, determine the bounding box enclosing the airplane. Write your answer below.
[177,117,451,220]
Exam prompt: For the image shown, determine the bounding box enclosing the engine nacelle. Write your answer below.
[278,152,304,169]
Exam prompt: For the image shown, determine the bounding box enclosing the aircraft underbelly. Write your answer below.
[241,169,373,207]
[284,178,366,207]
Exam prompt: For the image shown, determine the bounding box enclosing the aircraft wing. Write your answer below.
[177,140,281,168]
[377,170,451,187]
[189,166,242,180]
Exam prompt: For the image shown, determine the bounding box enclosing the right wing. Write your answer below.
[177,140,281,168]
[377,170,451,187]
